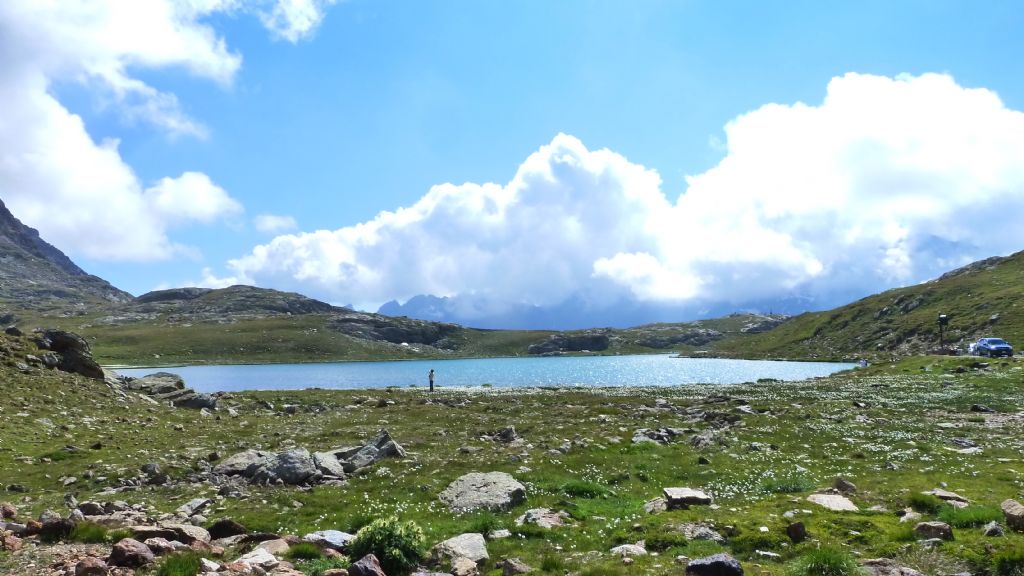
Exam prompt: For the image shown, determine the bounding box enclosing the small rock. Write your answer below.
[643,497,667,514]
[208,518,248,540]
[685,553,743,575]
[349,553,386,576]
[452,556,479,576]
[0,503,16,520]
[807,493,858,512]
[1002,499,1024,531]
[433,533,489,564]
[303,529,354,551]
[833,477,857,494]
[914,522,954,541]
[983,521,1004,537]
[786,522,807,543]
[610,543,647,557]
[74,557,109,576]
[499,557,532,576]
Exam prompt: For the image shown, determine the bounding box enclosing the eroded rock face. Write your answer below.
[30,329,104,379]
[527,332,610,355]
[124,372,218,410]
[439,472,526,512]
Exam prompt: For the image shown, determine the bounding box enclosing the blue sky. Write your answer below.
[2,1,1024,325]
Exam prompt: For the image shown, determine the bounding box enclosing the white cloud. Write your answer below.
[260,0,339,43]
[253,214,299,233]
[146,172,243,223]
[219,73,1024,315]
[0,1,336,261]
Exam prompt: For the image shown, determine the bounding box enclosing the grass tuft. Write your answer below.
[540,554,565,573]
[786,546,864,576]
[562,479,609,498]
[155,551,203,576]
[907,493,945,514]
[69,522,107,544]
[937,505,1002,528]
[994,545,1024,576]
[286,542,323,560]
[761,474,814,494]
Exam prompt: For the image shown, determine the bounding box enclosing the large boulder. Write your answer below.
[213,450,272,476]
[31,329,103,379]
[664,487,713,509]
[440,472,526,512]
[914,521,953,541]
[251,448,319,485]
[126,372,218,410]
[303,530,354,552]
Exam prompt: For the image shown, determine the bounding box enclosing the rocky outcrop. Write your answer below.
[636,328,723,349]
[123,372,218,410]
[527,331,610,355]
[213,430,404,485]
[28,329,104,379]
[329,313,461,347]
[440,472,526,512]
[685,553,743,575]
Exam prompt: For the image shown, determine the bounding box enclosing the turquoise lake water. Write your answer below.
[116,355,855,393]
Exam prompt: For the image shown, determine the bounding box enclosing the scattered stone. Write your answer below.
[451,556,479,576]
[515,508,569,529]
[303,529,354,551]
[833,477,857,494]
[433,533,489,564]
[685,553,743,575]
[200,558,222,572]
[74,557,109,576]
[786,522,807,543]
[349,553,386,576]
[488,529,511,540]
[807,493,858,512]
[440,472,526,512]
[1,532,23,552]
[664,487,713,509]
[643,497,667,514]
[109,538,156,568]
[236,548,280,569]
[495,426,519,442]
[177,498,212,517]
[970,404,995,413]
[0,502,16,520]
[926,489,970,506]
[861,558,926,576]
[257,538,291,555]
[208,518,248,540]
[499,558,532,576]
[609,544,647,557]
[677,523,725,543]
[984,521,1004,537]
[914,522,953,541]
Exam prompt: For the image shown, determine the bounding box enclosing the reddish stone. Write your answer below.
[109,538,155,568]
[0,502,16,520]
[349,554,386,576]
[1,532,23,552]
[75,557,109,576]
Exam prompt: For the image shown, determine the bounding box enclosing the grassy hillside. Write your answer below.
[710,251,1024,361]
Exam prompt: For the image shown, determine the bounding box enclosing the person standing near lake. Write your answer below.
[428,368,435,392]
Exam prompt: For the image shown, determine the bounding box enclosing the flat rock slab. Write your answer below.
[440,472,526,512]
[664,487,713,509]
[610,544,647,557]
[303,530,354,551]
[515,508,569,529]
[862,558,926,576]
[807,493,858,512]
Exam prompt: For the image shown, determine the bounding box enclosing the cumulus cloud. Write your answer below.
[219,73,1024,315]
[260,0,339,42]
[253,214,299,233]
[0,1,336,261]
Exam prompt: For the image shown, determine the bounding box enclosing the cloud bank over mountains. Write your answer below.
[219,73,1024,325]
[0,1,333,261]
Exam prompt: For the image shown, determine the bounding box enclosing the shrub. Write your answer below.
[761,474,814,494]
[993,545,1024,576]
[907,493,945,514]
[349,516,425,576]
[155,551,203,576]
[562,479,609,498]
[286,542,323,560]
[938,505,1002,528]
[786,546,864,576]
[69,522,107,544]
[345,512,377,533]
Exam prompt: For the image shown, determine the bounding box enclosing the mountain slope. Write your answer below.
[0,198,133,309]
[711,251,1024,360]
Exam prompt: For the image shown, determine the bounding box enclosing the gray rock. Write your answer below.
[303,529,354,551]
[685,553,743,575]
[349,553,386,576]
[677,523,724,543]
[313,451,348,478]
[807,493,858,512]
[74,557,109,576]
[176,498,211,517]
[213,449,272,476]
[610,544,647,557]
[861,558,926,576]
[261,448,318,485]
[515,509,569,529]
[499,557,532,576]
[983,521,1004,537]
[440,472,526,512]
[432,533,489,564]
[664,487,713,509]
